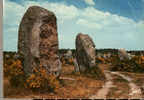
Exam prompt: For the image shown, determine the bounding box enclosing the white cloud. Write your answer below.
[3,0,79,51]
[77,7,137,29]
[24,1,79,21]
[4,0,25,26]
[84,0,95,6]
[3,0,144,51]
[47,3,79,20]
[76,19,102,29]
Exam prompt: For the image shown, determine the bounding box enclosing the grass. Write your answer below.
[112,75,129,83]
[121,72,144,98]
[4,61,144,98]
[106,74,130,98]
[4,77,33,98]
[4,64,105,98]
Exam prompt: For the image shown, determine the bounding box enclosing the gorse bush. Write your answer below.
[9,60,24,76]
[110,55,144,73]
[8,59,25,87]
[4,59,15,77]
[96,57,105,64]
[4,55,60,92]
[133,56,144,66]
[60,56,74,65]
[25,65,60,92]
[86,66,106,80]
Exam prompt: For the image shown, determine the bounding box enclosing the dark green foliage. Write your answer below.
[110,55,144,73]
[81,65,106,80]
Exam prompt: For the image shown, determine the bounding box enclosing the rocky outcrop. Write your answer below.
[18,6,61,77]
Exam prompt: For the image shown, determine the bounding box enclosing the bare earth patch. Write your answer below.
[121,72,144,98]
[89,71,113,99]
[106,73,130,98]
[4,64,104,98]
[110,71,142,98]
[4,64,144,99]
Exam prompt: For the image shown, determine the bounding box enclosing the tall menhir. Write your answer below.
[18,6,61,77]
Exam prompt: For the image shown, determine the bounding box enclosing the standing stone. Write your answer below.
[118,48,129,60]
[75,33,105,80]
[76,33,96,72]
[65,49,72,59]
[73,58,79,72]
[107,53,111,58]
[18,6,61,77]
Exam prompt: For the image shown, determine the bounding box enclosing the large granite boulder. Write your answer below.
[18,6,61,77]
[75,33,105,79]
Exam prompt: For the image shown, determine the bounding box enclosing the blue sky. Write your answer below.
[3,0,144,51]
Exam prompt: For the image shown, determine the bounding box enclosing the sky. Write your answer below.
[3,0,144,51]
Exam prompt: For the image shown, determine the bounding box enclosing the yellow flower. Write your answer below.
[30,74,35,79]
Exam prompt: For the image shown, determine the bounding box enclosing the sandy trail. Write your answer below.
[110,71,142,98]
[89,71,114,99]
[89,70,142,99]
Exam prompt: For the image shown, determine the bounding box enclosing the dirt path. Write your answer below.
[110,71,142,98]
[90,70,142,99]
[89,71,114,99]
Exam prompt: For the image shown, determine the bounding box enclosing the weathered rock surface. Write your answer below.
[73,58,80,72]
[118,48,129,60]
[76,33,96,71]
[64,50,72,59]
[75,33,105,79]
[18,6,61,77]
